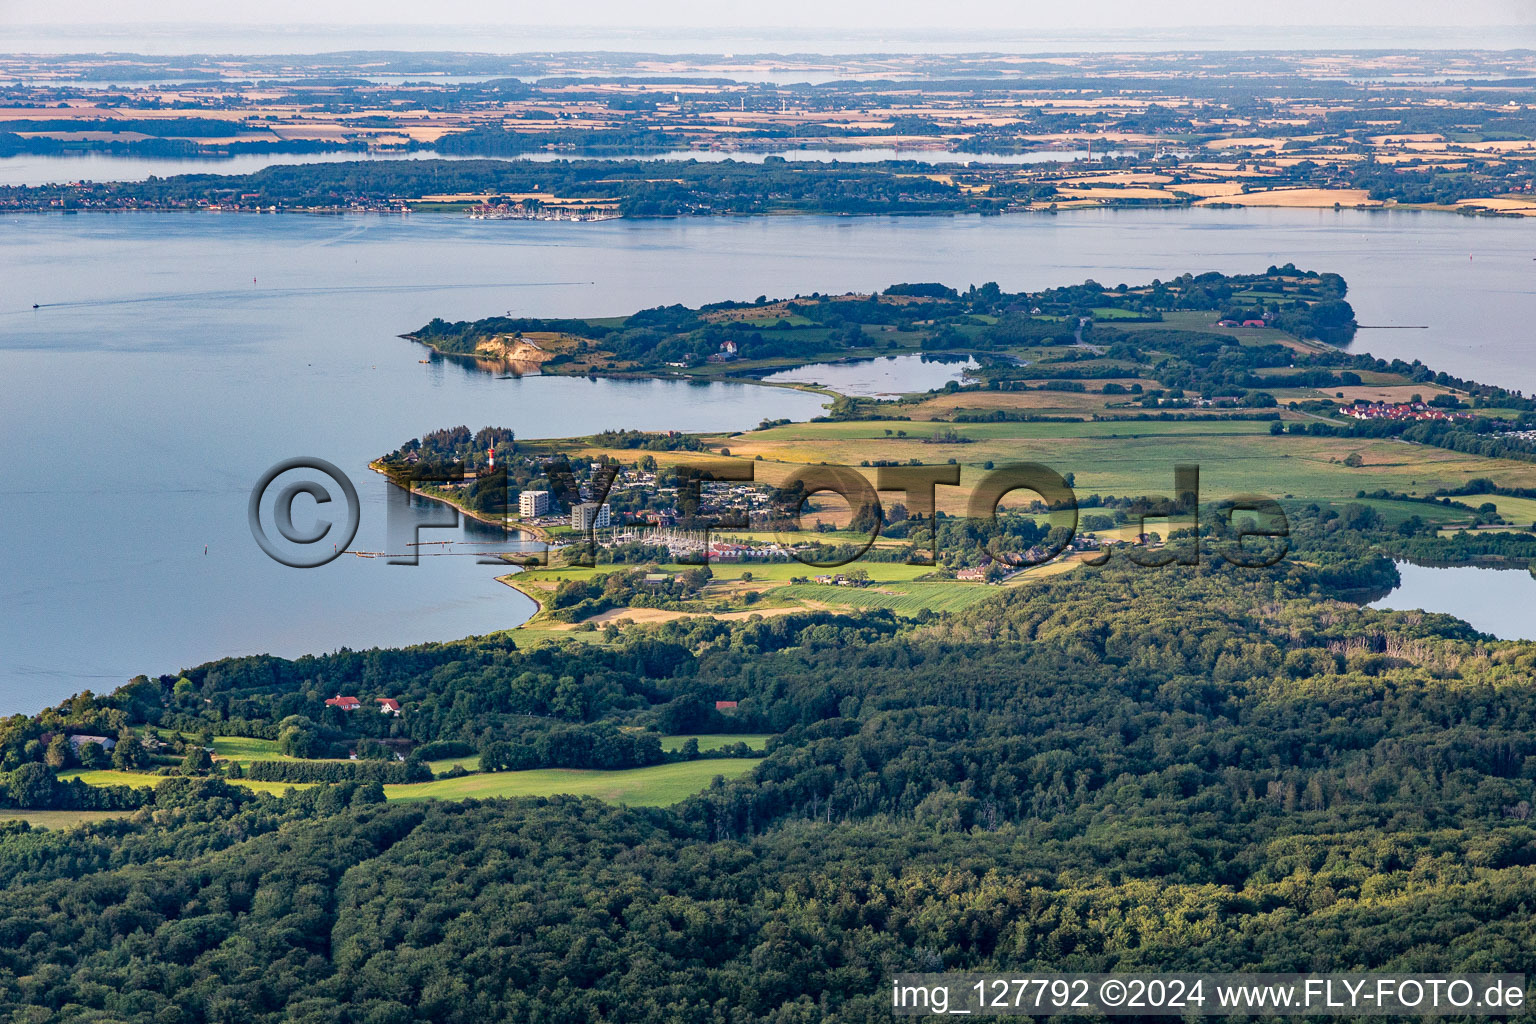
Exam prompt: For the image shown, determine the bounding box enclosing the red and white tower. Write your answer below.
[487,447,496,470]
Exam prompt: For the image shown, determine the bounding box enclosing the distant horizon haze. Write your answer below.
[2,8,1535,55]
[2,0,1530,29]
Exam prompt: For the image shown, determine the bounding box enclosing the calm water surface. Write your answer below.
[1369,562,1536,641]
[762,354,977,397]
[5,206,1536,710]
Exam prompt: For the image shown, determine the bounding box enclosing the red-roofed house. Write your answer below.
[377,698,401,715]
[325,695,362,711]
[715,700,739,711]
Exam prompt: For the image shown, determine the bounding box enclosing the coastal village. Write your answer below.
[401,452,1125,583]
[1341,400,1475,422]
[467,198,620,221]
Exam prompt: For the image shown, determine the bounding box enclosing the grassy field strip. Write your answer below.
[1470,494,1536,525]
[380,760,759,805]
[211,736,293,762]
[709,562,935,583]
[212,739,765,767]
[0,809,138,828]
[426,755,481,773]
[1318,497,1474,527]
[58,758,761,806]
[775,581,1004,614]
[659,734,772,752]
[61,770,306,795]
[214,738,479,775]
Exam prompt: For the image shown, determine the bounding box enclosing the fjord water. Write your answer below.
[4,207,1536,712]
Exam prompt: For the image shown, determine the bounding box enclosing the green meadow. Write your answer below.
[381,760,760,805]
[729,420,1536,508]
[210,736,293,762]
[659,734,773,752]
[774,580,1011,614]
[59,759,761,807]
[61,770,308,796]
[0,809,138,829]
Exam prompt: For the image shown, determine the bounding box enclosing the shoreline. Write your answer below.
[8,198,1535,220]
[401,334,846,396]
[368,461,556,632]
[366,460,556,545]
[496,572,545,623]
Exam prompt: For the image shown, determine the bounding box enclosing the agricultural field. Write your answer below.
[1313,497,1477,529]
[426,754,481,774]
[381,760,760,805]
[0,809,137,829]
[722,420,1536,510]
[772,580,1013,615]
[210,736,480,774]
[700,561,932,584]
[58,759,761,806]
[1464,493,1536,527]
[60,770,310,796]
[659,734,773,753]
[210,736,293,762]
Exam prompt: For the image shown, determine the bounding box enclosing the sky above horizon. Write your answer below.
[2,0,1532,57]
[3,0,1531,30]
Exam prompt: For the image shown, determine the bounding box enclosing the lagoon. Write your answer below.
[761,354,977,398]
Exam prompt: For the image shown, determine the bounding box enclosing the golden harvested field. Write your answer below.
[1454,197,1536,215]
[1056,186,1182,201]
[1324,384,1456,403]
[1194,188,1382,208]
[59,762,762,807]
[1203,137,1289,149]
[1405,140,1536,155]
[1172,182,1248,198]
[1057,172,1175,186]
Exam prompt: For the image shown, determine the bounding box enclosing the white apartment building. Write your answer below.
[570,502,611,531]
